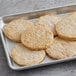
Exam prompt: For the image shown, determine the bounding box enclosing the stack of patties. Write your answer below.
[3,17,53,66]
[3,12,76,66]
[45,12,76,59]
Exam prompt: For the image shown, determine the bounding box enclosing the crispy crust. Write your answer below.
[56,12,76,40]
[11,43,46,66]
[3,19,34,42]
[21,25,53,50]
[46,37,76,59]
[36,15,61,35]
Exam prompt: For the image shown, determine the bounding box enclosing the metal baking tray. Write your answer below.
[0,5,76,70]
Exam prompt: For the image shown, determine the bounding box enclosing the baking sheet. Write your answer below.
[0,5,76,70]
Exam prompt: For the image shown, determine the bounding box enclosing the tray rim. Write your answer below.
[2,5,76,23]
[1,5,76,70]
[1,4,76,18]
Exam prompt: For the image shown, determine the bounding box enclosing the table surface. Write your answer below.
[0,0,76,76]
